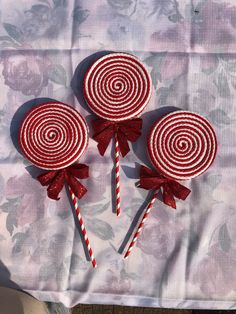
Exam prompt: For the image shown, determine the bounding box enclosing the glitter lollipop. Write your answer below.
[19,102,97,268]
[124,111,217,259]
[83,52,152,216]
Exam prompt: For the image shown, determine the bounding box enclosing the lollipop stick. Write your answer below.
[114,133,121,217]
[124,190,158,259]
[69,187,97,268]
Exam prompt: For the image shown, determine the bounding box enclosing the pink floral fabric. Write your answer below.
[0,0,236,309]
[2,53,50,97]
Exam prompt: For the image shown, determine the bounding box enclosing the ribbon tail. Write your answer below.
[168,181,191,200]
[67,174,87,199]
[162,184,176,209]
[47,171,65,200]
[92,119,114,156]
[37,170,58,186]
[93,132,113,156]
[97,141,110,156]
[67,164,89,179]
[117,131,130,157]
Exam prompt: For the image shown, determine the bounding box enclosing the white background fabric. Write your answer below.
[0,0,236,309]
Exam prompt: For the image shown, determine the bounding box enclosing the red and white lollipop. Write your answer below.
[19,102,88,170]
[84,52,152,216]
[19,102,97,268]
[124,111,217,259]
[148,111,217,180]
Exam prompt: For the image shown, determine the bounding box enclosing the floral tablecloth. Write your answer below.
[0,0,236,309]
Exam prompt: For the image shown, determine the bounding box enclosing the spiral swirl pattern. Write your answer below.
[83,53,152,121]
[148,111,217,180]
[19,102,88,170]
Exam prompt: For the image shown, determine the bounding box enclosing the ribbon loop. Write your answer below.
[66,172,87,199]
[139,165,191,209]
[37,170,58,186]
[92,118,142,157]
[37,164,89,200]
[47,170,66,200]
[67,164,89,179]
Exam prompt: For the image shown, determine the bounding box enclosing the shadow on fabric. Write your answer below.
[10,97,57,156]
[10,97,97,263]
[71,50,112,112]
[0,259,21,290]
[119,106,182,254]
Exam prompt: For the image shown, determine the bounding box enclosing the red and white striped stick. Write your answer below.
[124,191,158,259]
[115,133,121,217]
[69,187,97,268]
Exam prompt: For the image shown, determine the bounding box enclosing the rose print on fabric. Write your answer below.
[136,221,180,259]
[99,269,131,294]
[2,1,67,43]
[192,213,236,297]
[151,0,236,51]
[2,52,51,97]
[193,256,229,297]
[0,174,45,233]
[1,1,89,44]
[10,217,73,261]
[144,52,188,88]
[0,1,89,96]
[0,0,236,308]
[19,2,68,40]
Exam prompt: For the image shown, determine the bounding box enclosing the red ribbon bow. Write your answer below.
[92,118,142,157]
[37,164,89,201]
[139,165,191,209]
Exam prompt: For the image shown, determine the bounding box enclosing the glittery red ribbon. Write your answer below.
[37,164,89,201]
[92,118,142,157]
[139,165,191,209]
